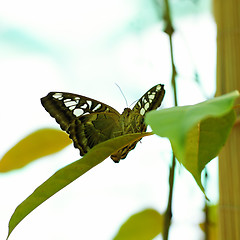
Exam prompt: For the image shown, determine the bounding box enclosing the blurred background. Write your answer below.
[0,0,217,239]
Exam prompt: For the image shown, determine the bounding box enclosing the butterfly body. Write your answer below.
[41,84,165,162]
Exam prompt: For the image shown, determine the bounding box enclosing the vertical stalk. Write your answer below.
[214,0,240,239]
[203,170,209,240]
[162,0,178,239]
[162,0,178,106]
[163,154,176,240]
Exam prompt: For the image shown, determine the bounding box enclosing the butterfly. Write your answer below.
[41,84,165,163]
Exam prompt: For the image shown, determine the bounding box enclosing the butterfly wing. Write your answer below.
[41,92,121,155]
[132,84,165,117]
[111,84,165,162]
[68,112,121,156]
[41,92,120,130]
[41,85,165,162]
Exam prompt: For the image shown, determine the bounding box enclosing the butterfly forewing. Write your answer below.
[41,92,120,131]
[41,84,165,163]
[132,84,165,116]
[41,92,121,155]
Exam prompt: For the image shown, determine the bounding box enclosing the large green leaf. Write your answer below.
[6,132,152,240]
[113,208,163,240]
[145,91,239,193]
[0,128,72,172]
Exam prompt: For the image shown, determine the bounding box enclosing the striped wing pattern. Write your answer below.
[41,84,165,162]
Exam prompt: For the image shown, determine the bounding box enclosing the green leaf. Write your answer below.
[113,208,163,240]
[6,132,152,240]
[0,128,72,172]
[145,91,239,193]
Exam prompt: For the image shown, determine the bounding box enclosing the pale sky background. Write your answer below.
[0,0,217,239]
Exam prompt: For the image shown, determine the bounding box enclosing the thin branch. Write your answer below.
[204,169,209,240]
[163,0,178,106]
[163,154,176,240]
[161,0,178,239]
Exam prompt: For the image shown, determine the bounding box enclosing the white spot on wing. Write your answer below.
[64,100,77,107]
[156,85,161,91]
[73,108,84,117]
[92,103,102,111]
[140,108,145,116]
[87,100,92,108]
[148,94,155,100]
[69,106,76,110]
[53,93,63,100]
[145,102,150,110]
[74,97,80,104]
[81,103,88,109]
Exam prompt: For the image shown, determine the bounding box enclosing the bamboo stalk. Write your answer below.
[214,0,240,239]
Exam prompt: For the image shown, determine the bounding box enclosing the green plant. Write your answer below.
[1,89,238,240]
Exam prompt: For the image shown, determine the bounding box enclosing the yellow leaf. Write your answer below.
[0,128,71,172]
[113,208,163,240]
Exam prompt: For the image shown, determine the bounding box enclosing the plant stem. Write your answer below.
[163,0,178,106]
[204,169,209,240]
[162,0,178,239]
[163,154,176,240]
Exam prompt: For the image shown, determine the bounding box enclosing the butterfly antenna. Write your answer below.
[115,83,128,107]
[129,99,138,108]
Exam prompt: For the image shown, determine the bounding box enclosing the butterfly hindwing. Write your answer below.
[68,112,121,156]
[41,84,165,162]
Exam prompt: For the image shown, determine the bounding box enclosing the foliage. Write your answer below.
[1,91,238,239]
[4,132,152,239]
[145,91,238,194]
[0,128,71,172]
[113,208,163,240]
